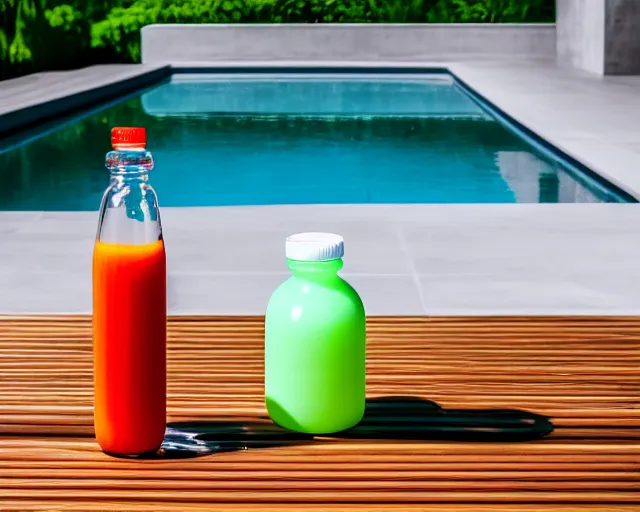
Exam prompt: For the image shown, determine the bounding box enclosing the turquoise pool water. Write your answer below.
[0,73,624,210]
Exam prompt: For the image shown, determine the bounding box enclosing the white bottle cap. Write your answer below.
[285,232,345,262]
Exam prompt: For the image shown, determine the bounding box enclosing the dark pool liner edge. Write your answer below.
[0,66,172,137]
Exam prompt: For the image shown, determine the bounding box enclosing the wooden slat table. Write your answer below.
[0,316,638,511]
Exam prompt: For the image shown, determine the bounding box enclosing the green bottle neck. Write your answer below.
[287,258,344,281]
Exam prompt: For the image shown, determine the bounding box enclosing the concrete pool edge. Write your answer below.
[446,61,640,203]
[141,23,556,64]
[0,64,171,137]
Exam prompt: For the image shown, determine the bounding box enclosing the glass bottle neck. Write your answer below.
[111,173,149,186]
[106,148,153,180]
[98,148,161,246]
[287,258,344,279]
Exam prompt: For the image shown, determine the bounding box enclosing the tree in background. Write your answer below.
[428,0,553,22]
[0,0,133,79]
[1,0,45,77]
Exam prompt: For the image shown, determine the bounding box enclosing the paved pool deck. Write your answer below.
[1,204,640,316]
[1,59,640,315]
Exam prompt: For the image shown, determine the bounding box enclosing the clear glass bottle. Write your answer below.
[92,127,167,457]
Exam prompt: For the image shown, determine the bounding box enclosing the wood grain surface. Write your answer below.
[0,315,638,511]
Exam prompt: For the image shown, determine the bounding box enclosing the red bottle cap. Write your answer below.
[111,127,146,150]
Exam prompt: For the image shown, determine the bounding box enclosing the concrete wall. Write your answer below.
[557,0,640,75]
[557,0,605,74]
[605,0,640,75]
[141,24,556,64]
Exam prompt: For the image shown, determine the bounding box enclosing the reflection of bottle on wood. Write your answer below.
[93,127,166,457]
[265,233,366,434]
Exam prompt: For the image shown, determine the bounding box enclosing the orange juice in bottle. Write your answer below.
[93,127,166,457]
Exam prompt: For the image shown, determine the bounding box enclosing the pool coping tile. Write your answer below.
[0,205,638,315]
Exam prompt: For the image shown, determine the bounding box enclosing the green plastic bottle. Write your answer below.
[265,232,366,434]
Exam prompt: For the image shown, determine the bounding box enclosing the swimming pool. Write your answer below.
[0,72,626,210]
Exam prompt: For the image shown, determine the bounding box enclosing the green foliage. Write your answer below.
[35,5,91,69]
[1,0,47,77]
[0,0,129,79]
[428,0,552,23]
[1,0,555,80]
[46,4,82,30]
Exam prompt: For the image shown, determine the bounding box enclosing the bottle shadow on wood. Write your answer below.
[331,395,554,442]
[154,419,314,459]
[150,395,553,459]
